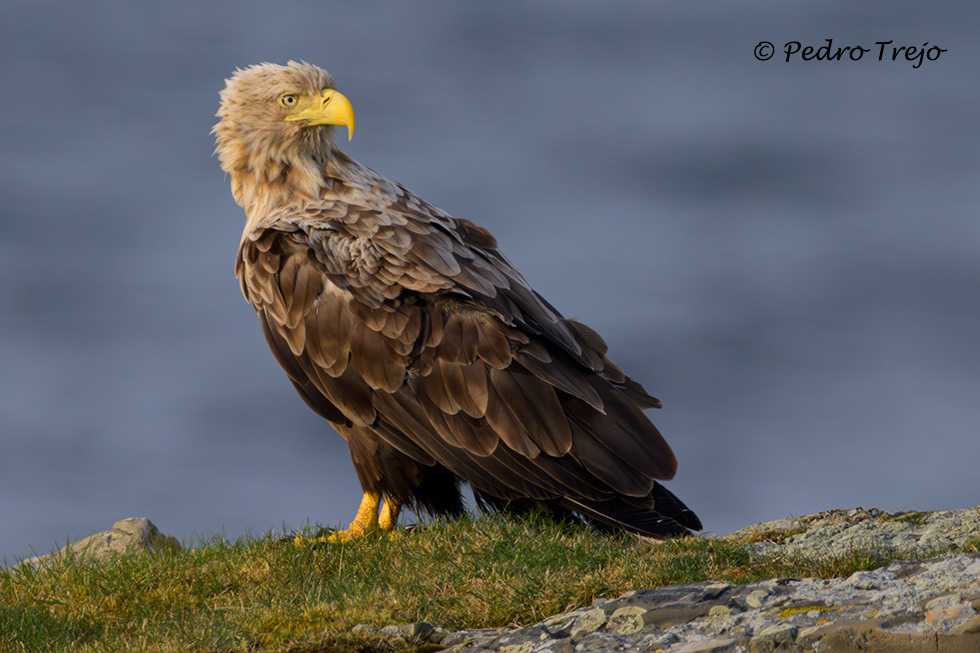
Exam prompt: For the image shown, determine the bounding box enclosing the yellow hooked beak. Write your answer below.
[284,89,355,140]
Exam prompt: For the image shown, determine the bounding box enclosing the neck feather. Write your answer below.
[218,126,344,223]
[231,153,326,222]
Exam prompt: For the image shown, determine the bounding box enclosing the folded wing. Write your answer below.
[236,182,700,535]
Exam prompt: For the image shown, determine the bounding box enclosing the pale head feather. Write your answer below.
[213,61,342,220]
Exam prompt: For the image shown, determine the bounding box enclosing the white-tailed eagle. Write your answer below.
[214,61,701,540]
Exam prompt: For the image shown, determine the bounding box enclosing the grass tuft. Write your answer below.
[886,511,930,525]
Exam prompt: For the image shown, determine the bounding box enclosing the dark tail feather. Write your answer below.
[650,481,702,532]
[559,482,701,537]
[474,482,701,538]
[411,465,466,518]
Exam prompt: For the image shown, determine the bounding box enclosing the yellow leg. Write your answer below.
[327,490,382,542]
[379,497,401,531]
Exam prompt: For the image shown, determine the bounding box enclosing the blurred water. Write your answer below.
[1,1,978,562]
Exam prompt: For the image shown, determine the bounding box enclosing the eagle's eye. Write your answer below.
[279,94,298,108]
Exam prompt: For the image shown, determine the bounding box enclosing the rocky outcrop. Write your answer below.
[434,554,980,651]
[16,518,180,571]
[370,506,980,652]
[724,507,980,560]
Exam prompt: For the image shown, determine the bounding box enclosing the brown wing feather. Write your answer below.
[483,377,540,459]
[462,361,490,415]
[504,366,572,456]
[447,361,488,419]
[350,320,406,392]
[420,360,462,415]
[314,288,354,374]
[488,367,565,457]
[514,349,604,411]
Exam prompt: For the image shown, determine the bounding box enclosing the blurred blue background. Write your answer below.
[1,1,977,562]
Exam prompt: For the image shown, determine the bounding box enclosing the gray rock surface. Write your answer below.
[430,554,980,652]
[369,506,980,652]
[724,506,980,559]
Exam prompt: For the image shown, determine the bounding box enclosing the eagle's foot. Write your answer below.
[293,491,401,545]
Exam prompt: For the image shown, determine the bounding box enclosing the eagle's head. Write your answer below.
[214,61,355,213]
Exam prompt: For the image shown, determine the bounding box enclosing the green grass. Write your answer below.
[886,511,930,525]
[0,515,955,652]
